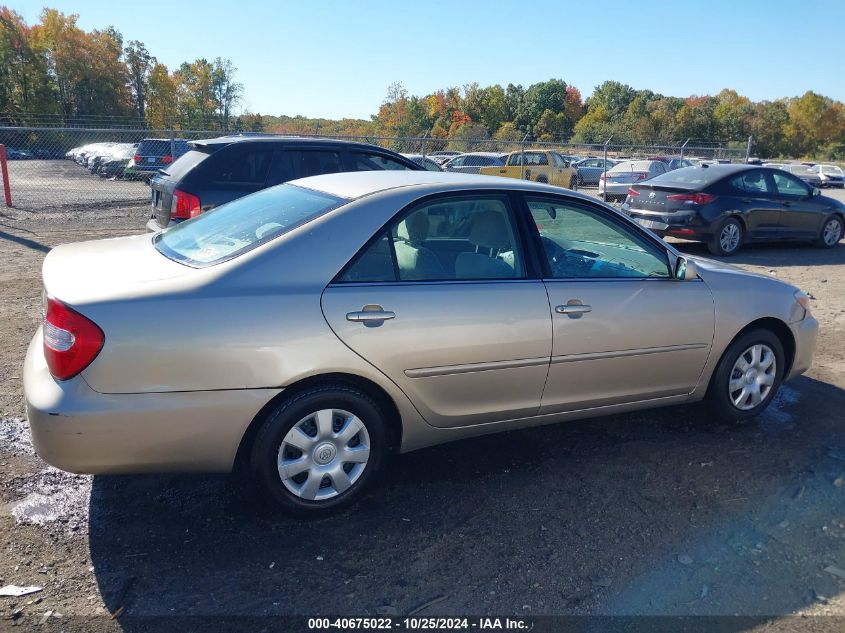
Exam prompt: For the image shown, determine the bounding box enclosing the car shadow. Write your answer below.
[670,239,844,268]
[89,376,845,624]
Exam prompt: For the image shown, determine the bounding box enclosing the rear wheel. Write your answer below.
[707,329,784,421]
[568,175,578,190]
[707,217,744,256]
[250,384,387,515]
[536,175,548,184]
[816,215,843,248]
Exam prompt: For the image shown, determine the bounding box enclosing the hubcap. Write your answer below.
[720,223,741,253]
[277,409,370,501]
[728,344,776,411]
[823,219,842,246]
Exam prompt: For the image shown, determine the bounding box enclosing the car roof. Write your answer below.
[452,152,506,157]
[291,170,600,202]
[190,135,384,149]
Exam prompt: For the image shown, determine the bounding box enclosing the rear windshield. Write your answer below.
[138,139,188,156]
[158,149,209,180]
[821,165,842,175]
[154,184,347,267]
[643,166,721,188]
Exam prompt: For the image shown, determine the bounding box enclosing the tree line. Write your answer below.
[2,7,844,159]
[0,7,243,130]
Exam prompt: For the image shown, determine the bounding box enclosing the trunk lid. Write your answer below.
[42,234,192,306]
[627,183,700,214]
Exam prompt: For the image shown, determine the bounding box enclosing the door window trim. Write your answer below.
[514,193,674,281]
[330,190,543,285]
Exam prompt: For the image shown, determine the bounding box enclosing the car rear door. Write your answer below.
[770,170,825,238]
[321,192,552,429]
[522,194,714,413]
[722,170,782,239]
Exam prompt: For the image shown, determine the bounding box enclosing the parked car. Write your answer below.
[479,150,578,188]
[664,157,694,171]
[622,165,845,255]
[779,164,823,188]
[598,160,668,200]
[5,148,34,160]
[442,152,506,174]
[147,136,422,231]
[127,138,190,179]
[572,157,617,186]
[98,144,138,179]
[400,154,443,171]
[812,164,845,188]
[24,171,818,515]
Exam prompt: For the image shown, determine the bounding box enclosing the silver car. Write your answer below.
[599,159,668,200]
[24,172,818,515]
[443,152,506,174]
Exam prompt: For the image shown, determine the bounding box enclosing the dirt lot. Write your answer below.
[2,170,845,630]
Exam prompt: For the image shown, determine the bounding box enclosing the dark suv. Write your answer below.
[147,136,422,231]
[130,138,190,179]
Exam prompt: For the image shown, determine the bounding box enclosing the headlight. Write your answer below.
[794,290,811,318]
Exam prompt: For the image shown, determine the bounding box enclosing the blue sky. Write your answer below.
[16,0,845,119]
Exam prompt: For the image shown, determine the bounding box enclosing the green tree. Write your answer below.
[124,40,154,119]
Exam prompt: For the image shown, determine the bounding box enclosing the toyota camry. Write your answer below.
[24,171,818,514]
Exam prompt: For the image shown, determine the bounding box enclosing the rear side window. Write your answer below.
[209,146,273,185]
[155,184,347,267]
[162,149,209,180]
[351,152,413,171]
[730,172,772,195]
[286,150,343,180]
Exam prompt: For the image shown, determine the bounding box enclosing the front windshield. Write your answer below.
[155,184,347,267]
[821,165,842,176]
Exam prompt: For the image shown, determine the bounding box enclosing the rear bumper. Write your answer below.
[23,329,280,474]
[787,314,818,380]
[622,205,712,240]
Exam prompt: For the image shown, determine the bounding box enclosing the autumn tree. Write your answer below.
[124,40,154,119]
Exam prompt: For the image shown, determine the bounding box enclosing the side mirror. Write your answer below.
[674,256,699,281]
[811,187,821,197]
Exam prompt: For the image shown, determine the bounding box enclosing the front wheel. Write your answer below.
[569,175,578,190]
[706,329,785,421]
[707,217,744,256]
[816,215,843,248]
[250,384,388,515]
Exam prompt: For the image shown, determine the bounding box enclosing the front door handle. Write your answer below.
[783,201,792,207]
[555,302,592,318]
[346,305,395,324]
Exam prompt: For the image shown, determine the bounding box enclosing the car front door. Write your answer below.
[771,171,825,238]
[523,195,715,414]
[321,192,553,429]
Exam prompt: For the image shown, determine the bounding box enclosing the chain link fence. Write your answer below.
[0,124,750,213]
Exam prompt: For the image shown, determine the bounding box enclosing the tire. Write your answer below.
[568,175,578,190]
[249,383,388,516]
[815,215,843,248]
[707,217,744,256]
[536,176,548,184]
[706,328,785,421]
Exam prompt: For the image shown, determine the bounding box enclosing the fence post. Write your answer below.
[602,136,612,203]
[745,136,753,163]
[0,144,11,208]
[421,132,428,160]
[680,138,689,164]
[520,134,529,180]
[170,130,176,163]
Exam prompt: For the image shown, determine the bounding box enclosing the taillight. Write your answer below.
[599,173,606,181]
[635,172,648,180]
[171,189,201,219]
[161,154,173,164]
[627,187,640,197]
[43,297,104,381]
[133,153,141,163]
[667,192,716,204]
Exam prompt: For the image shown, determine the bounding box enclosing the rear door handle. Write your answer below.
[555,303,592,318]
[346,305,395,323]
[783,201,792,207]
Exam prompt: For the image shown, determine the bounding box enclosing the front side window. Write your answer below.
[527,197,671,279]
[155,184,346,267]
[772,171,810,198]
[338,195,525,283]
[351,152,413,171]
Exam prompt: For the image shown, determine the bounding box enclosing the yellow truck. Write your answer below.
[479,149,578,189]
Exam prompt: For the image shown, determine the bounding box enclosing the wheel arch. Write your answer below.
[233,372,403,472]
[707,317,796,395]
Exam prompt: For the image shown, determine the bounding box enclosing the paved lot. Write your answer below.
[1,174,845,629]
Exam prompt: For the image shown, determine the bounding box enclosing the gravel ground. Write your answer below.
[2,178,845,630]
